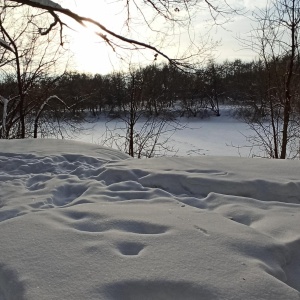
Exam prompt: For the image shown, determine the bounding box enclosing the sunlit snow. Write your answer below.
[74,107,263,157]
[0,139,299,300]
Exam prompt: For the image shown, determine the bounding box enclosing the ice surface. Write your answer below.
[0,139,299,299]
[73,108,264,157]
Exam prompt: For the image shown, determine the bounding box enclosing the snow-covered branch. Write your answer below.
[34,95,68,138]
[0,95,10,138]
[37,95,66,116]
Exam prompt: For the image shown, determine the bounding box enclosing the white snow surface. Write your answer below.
[74,107,263,158]
[0,139,300,300]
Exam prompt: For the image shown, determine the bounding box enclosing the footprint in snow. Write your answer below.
[61,209,170,258]
[115,241,145,256]
[72,219,169,235]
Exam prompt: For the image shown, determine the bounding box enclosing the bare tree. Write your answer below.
[240,0,300,159]
[101,66,183,158]
[2,0,240,71]
[0,0,241,148]
[0,2,69,138]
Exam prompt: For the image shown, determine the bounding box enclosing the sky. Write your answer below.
[62,0,269,74]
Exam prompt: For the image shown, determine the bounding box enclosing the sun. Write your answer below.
[61,0,125,74]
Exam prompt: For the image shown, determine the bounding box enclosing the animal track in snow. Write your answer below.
[59,209,167,258]
[193,225,210,236]
[72,219,169,235]
[116,242,145,256]
[63,210,89,220]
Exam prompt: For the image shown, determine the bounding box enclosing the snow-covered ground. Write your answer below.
[73,107,263,158]
[0,139,299,300]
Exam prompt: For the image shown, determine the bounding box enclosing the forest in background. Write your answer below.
[1,57,300,158]
[1,0,300,159]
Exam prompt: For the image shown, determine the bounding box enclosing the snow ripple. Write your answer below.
[0,140,300,299]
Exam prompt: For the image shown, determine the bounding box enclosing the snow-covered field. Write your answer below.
[74,107,263,157]
[0,138,299,300]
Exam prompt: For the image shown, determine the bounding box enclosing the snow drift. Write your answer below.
[0,139,299,300]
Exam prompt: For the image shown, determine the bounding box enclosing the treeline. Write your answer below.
[0,59,279,118]
[1,58,300,139]
[39,59,285,118]
[54,58,300,120]
[51,59,264,118]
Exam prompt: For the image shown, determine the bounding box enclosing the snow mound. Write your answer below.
[0,139,299,300]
